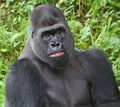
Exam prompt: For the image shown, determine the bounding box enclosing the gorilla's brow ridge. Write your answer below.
[37,23,66,34]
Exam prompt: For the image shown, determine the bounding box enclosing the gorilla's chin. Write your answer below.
[48,52,68,70]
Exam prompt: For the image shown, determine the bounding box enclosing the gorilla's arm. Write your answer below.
[85,50,120,107]
[5,59,47,107]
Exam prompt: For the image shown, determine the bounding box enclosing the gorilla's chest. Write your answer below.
[43,67,92,107]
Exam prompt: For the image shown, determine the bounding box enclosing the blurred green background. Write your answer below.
[0,0,120,107]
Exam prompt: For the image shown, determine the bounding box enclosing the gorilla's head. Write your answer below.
[29,5,74,70]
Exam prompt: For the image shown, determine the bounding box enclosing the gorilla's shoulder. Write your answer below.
[76,49,112,76]
[87,49,110,64]
[10,58,38,74]
[84,49,106,58]
[77,49,109,63]
[11,58,33,68]
[80,49,106,58]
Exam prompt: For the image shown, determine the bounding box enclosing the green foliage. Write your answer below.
[0,0,120,106]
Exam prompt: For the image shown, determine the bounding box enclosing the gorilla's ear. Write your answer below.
[31,31,35,38]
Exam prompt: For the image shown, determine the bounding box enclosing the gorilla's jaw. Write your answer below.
[47,52,68,70]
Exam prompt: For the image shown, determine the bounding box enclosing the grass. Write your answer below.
[0,0,120,106]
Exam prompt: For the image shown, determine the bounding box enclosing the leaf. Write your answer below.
[10,33,21,43]
[80,26,91,39]
[0,49,7,52]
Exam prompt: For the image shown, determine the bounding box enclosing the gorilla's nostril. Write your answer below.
[56,42,61,47]
[51,44,56,48]
[49,42,61,48]
[50,42,56,48]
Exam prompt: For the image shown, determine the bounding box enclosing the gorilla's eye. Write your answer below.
[44,33,49,38]
[56,28,65,35]
[55,29,65,39]
[56,27,66,36]
[56,30,61,35]
[42,32,51,41]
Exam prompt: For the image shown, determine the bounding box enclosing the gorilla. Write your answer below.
[5,5,120,107]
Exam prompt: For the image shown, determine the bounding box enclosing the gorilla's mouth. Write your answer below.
[50,52,64,57]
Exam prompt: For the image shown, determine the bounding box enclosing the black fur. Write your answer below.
[5,5,120,107]
[5,59,48,107]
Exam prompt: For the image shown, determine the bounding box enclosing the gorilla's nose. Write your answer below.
[49,41,62,50]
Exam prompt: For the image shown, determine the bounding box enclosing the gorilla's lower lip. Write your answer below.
[50,52,64,57]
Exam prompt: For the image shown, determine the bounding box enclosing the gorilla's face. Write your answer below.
[30,5,74,70]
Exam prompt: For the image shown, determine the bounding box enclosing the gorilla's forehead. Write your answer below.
[37,23,66,33]
[31,5,64,18]
[30,5,67,29]
[31,14,66,29]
